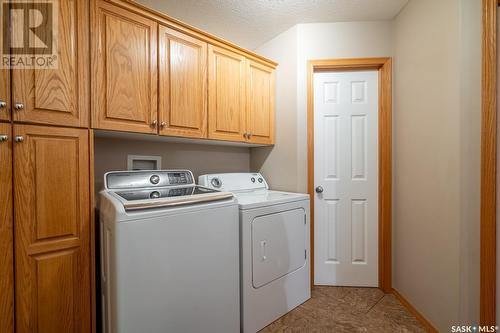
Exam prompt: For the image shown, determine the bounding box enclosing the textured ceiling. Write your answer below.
[136,0,408,50]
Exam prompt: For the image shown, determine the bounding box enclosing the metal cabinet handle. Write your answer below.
[315,186,324,193]
[0,135,8,142]
[151,120,157,127]
[243,133,248,139]
[14,103,24,110]
[0,101,6,109]
[248,133,253,139]
[160,122,166,128]
[14,136,24,142]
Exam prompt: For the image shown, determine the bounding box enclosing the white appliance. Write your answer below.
[99,170,240,333]
[199,173,311,333]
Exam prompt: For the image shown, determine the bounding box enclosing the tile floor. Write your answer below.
[259,286,426,333]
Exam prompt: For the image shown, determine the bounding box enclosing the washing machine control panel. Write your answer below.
[106,170,194,190]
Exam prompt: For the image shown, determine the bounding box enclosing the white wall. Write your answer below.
[252,21,393,192]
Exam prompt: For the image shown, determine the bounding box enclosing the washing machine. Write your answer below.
[99,170,240,333]
[199,173,311,333]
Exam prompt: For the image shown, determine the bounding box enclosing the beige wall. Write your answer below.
[252,21,393,192]
[393,0,480,330]
[392,0,461,330]
[94,137,251,196]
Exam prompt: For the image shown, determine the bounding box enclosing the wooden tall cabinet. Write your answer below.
[246,60,275,144]
[0,70,10,121]
[12,0,89,128]
[0,124,13,333]
[159,26,208,138]
[13,125,91,332]
[92,0,158,134]
[207,45,247,142]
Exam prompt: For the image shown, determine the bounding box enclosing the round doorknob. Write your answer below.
[160,122,166,128]
[0,135,8,142]
[0,101,6,108]
[315,186,324,194]
[14,136,24,142]
[14,103,24,110]
[151,120,157,127]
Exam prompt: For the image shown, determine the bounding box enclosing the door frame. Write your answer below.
[307,57,393,292]
[480,0,497,325]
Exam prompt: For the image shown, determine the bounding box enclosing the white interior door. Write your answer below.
[314,70,379,287]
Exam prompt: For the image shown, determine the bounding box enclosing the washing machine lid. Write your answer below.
[234,190,309,210]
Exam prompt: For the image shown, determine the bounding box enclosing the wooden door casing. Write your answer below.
[0,123,13,333]
[246,60,275,145]
[208,45,246,142]
[0,69,10,122]
[92,0,158,134]
[159,26,207,138]
[12,0,89,128]
[14,125,90,333]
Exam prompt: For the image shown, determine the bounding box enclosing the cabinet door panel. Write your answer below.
[12,0,89,127]
[0,70,10,121]
[14,125,90,333]
[0,123,13,333]
[159,26,207,138]
[246,61,275,145]
[93,1,158,134]
[208,45,246,142]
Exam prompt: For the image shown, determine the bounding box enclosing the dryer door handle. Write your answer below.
[260,240,267,262]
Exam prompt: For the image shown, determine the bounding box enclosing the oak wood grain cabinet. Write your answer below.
[207,45,247,142]
[159,26,208,138]
[0,123,13,333]
[245,60,275,145]
[11,0,89,128]
[92,0,158,134]
[0,70,10,122]
[13,125,91,332]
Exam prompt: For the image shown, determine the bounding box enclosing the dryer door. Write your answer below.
[252,208,306,288]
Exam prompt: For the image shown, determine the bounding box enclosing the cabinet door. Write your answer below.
[11,0,89,128]
[0,124,13,333]
[92,1,158,134]
[14,125,90,332]
[0,70,10,121]
[159,26,207,138]
[208,45,246,142]
[246,60,275,145]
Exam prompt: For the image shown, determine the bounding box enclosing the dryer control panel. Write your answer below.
[199,173,269,192]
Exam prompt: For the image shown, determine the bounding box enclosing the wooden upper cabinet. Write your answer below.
[0,123,13,333]
[159,26,207,138]
[11,0,89,128]
[246,60,275,145]
[92,0,158,134]
[0,70,10,122]
[13,125,90,333]
[208,45,246,142]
